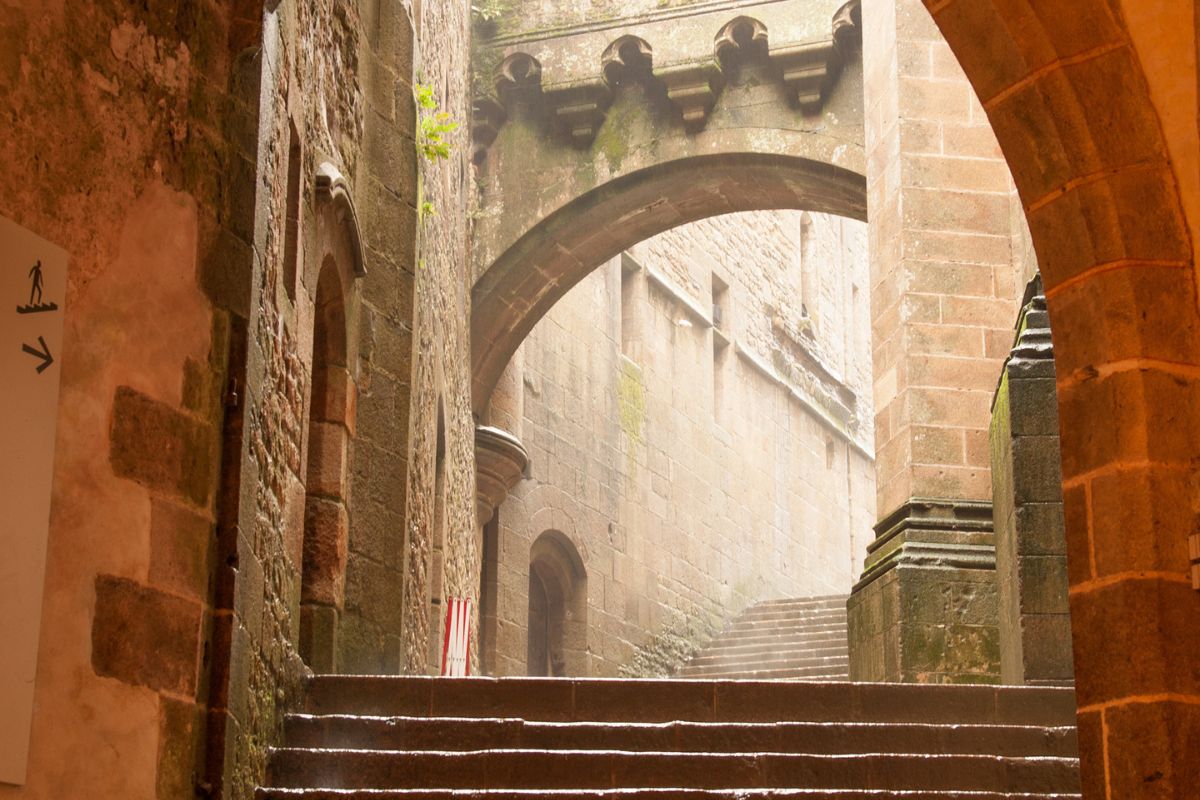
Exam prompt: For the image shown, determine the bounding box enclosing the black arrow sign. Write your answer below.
[22,336,53,374]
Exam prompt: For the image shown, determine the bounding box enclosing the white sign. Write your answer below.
[440,597,473,677]
[0,216,68,785]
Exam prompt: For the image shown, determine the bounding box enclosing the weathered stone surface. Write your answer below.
[149,498,214,603]
[847,500,1000,684]
[110,386,216,508]
[92,575,202,695]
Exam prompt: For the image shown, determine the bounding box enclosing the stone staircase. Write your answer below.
[677,595,849,680]
[259,676,1082,798]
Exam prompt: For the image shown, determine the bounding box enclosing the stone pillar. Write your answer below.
[990,279,1073,686]
[850,0,1023,682]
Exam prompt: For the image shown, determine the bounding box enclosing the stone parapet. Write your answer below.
[848,499,1000,684]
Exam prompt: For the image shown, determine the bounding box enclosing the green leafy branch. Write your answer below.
[415,82,458,220]
[416,83,458,163]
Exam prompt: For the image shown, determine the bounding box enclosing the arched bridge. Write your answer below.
[470,0,865,414]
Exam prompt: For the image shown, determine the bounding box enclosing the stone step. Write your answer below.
[283,715,1078,758]
[685,644,849,670]
[679,666,849,681]
[718,622,849,642]
[681,662,849,681]
[726,614,848,629]
[750,595,848,610]
[693,640,848,664]
[702,631,849,653]
[731,609,849,626]
[258,790,1082,799]
[304,677,1079,727]
[265,748,1079,793]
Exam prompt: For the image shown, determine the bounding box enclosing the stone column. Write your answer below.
[849,0,1023,682]
[990,278,1073,686]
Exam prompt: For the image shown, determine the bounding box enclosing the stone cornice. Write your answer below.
[854,498,997,593]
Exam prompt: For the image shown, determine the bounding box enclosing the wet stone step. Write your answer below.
[258,789,1082,799]
[266,749,1080,794]
[304,678,1080,727]
[283,715,1079,758]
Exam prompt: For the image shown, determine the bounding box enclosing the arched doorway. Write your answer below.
[527,530,588,677]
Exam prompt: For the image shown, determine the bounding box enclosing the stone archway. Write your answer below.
[470,0,868,414]
[527,530,589,677]
[922,0,1200,795]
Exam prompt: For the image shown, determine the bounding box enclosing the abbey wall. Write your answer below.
[486,210,876,677]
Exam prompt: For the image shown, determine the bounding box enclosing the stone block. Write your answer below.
[157,696,200,799]
[92,575,202,695]
[149,498,213,602]
[300,603,339,673]
[1028,166,1190,289]
[302,496,350,606]
[1018,556,1071,616]
[110,386,216,508]
[306,421,348,498]
[1010,435,1063,505]
[1105,699,1200,799]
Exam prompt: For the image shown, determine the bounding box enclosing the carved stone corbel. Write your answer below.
[545,79,612,147]
[475,425,529,526]
[770,39,839,111]
[658,60,724,131]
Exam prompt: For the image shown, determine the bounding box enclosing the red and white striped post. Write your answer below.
[440,597,472,677]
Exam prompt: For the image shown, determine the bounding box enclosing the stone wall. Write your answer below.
[487,211,876,677]
[396,0,480,677]
[0,1,256,797]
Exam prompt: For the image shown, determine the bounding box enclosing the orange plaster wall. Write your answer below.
[0,0,222,795]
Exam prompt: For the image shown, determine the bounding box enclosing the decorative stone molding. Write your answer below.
[314,162,366,277]
[832,0,863,52]
[474,425,529,526]
[601,36,654,87]
[855,498,996,591]
[495,52,543,103]
[472,2,859,156]
[714,16,769,65]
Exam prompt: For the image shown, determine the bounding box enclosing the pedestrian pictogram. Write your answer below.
[16,260,58,314]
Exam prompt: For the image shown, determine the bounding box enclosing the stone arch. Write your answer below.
[925,1,1200,795]
[471,151,866,413]
[528,529,588,677]
[299,256,351,672]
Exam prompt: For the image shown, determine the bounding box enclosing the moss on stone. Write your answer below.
[616,358,645,445]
